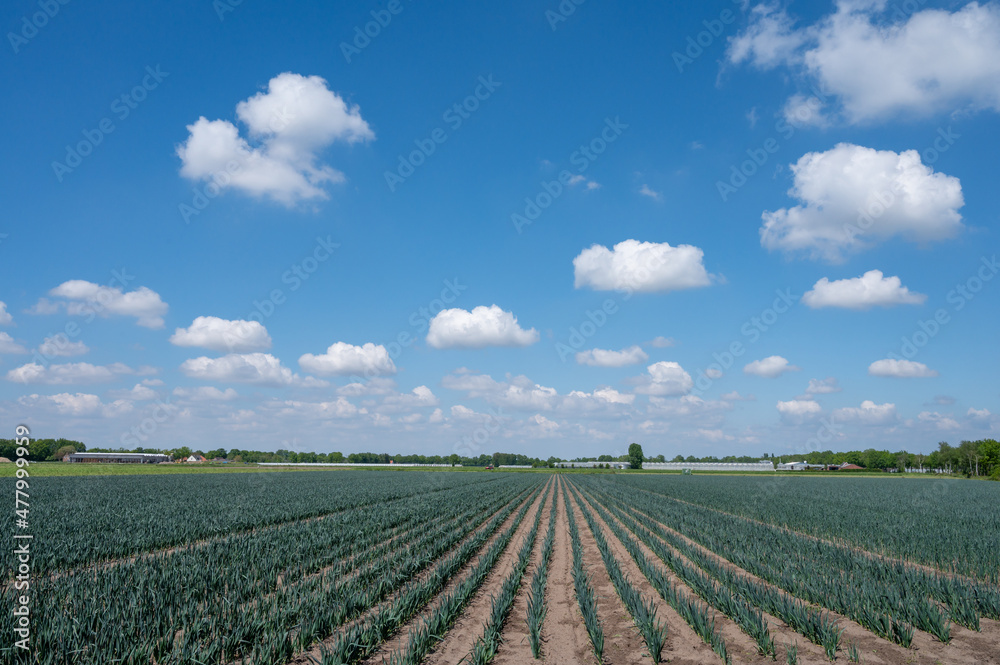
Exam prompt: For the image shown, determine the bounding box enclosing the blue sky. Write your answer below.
[1,0,998,459]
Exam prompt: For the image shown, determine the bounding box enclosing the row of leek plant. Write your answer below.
[526,482,560,658]
[468,485,553,664]
[564,480,605,662]
[384,484,549,665]
[566,484,668,664]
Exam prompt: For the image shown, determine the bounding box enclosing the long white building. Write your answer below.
[555,461,775,472]
[66,452,172,464]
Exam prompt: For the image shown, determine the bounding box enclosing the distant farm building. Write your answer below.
[66,452,173,464]
[257,462,461,468]
[186,455,208,463]
[775,461,829,471]
[645,461,775,472]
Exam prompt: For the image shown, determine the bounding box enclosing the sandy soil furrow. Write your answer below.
[502,477,595,664]
[565,480,652,665]
[422,479,554,665]
[573,484,829,665]
[357,478,551,665]
[569,481,730,665]
[284,484,539,665]
[489,481,556,664]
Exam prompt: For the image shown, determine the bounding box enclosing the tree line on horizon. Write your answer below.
[2,438,997,478]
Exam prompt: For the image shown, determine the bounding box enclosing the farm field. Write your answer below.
[2,471,998,664]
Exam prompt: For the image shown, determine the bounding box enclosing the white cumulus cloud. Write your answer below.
[36,280,169,328]
[298,342,397,376]
[805,377,841,395]
[180,353,296,386]
[918,410,961,430]
[427,305,539,349]
[173,386,239,401]
[563,387,637,410]
[6,362,147,385]
[588,387,635,405]
[379,385,439,410]
[633,361,694,396]
[744,356,800,378]
[782,93,830,128]
[170,316,272,352]
[777,399,822,422]
[868,358,939,378]
[0,302,12,325]
[37,335,89,357]
[729,2,1000,124]
[803,270,926,309]
[760,143,963,262]
[0,333,27,354]
[576,346,649,367]
[442,370,636,416]
[967,407,992,421]
[728,3,807,69]
[573,239,715,293]
[264,397,360,420]
[834,400,898,425]
[177,72,374,205]
[108,384,158,401]
[639,184,661,200]
[18,392,131,417]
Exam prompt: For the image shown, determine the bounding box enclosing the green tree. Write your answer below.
[448,453,460,467]
[628,442,644,469]
[862,448,895,470]
[53,444,77,460]
[28,439,54,461]
[937,441,958,471]
[53,438,85,452]
[979,439,1000,476]
[957,440,981,475]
